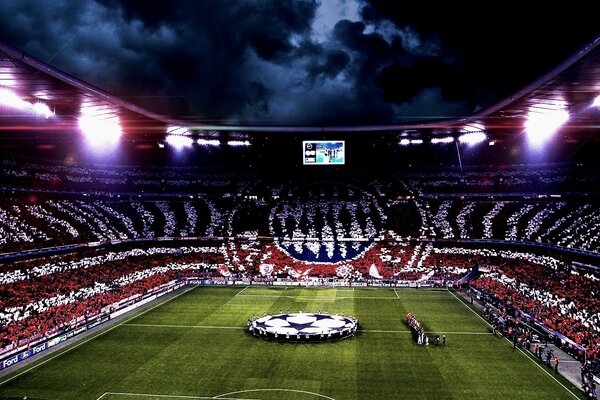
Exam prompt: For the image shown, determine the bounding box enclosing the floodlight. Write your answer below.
[458,131,486,145]
[31,102,54,119]
[431,136,454,144]
[0,87,29,109]
[166,134,194,149]
[525,108,569,146]
[197,138,220,146]
[78,114,122,145]
[227,140,251,146]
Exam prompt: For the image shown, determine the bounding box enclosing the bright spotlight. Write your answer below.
[410,139,423,144]
[166,134,194,149]
[197,138,220,146]
[0,88,54,119]
[525,108,569,147]
[0,87,29,109]
[399,138,410,146]
[431,136,454,144]
[78,114,122,145]
[227,140,251,146]
[458,131,487,145]
[592,95,600,108]
[31,102,54,119]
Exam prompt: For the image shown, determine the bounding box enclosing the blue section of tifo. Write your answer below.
[275,239,372,262]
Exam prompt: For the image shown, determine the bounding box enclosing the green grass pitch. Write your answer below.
[0,286,586,400]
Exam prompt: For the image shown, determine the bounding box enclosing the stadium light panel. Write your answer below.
[166,125,191,136]
[410,139,423,144]
[592,94,600,108]
[399,138,410,146]
[166,134,194,149]
[524,107,569,147]
[458,131,486,145]
[197,138,220,146]
[431,136,454,144]
[227,140,251,146]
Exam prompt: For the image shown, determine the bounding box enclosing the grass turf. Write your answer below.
[0,286,586,400]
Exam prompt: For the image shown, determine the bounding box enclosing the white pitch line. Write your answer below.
[393,288,400,299]
[96,393,109,400]
[447,289,583,400]
[235,286,250,296]
[213,388,335,400]
[124,323,244,330]
[103,391,257,400]
[362,329,490,335]
[235,294,396,300]
[0,285,199,387]
[446,289,492,327]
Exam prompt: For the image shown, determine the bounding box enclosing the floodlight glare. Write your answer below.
[458,131,486,145]
[592,94,600,108]
[166,134,194,149]
[227,140,251,146]
[78,114,122,145]
[410,139,423,144]
[197,138,220,146]
[0,88,54,119]
[0,87,29,109]
[431,136,454,144]
[32,102,54,119]
[525,108,569,146]
[399,138,410,146]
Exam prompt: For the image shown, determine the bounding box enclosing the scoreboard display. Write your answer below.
[302,140,345,165]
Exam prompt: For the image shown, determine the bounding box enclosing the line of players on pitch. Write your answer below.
[406,313,446,346]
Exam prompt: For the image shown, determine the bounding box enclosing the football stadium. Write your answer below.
[0,2,599,399]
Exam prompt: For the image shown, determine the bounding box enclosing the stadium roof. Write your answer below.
[0,34,599,142]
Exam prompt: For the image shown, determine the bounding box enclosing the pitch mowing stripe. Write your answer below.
[361,329,491,335]
[121,324,491,336]
[235,294,396,300]
[123,323,245,330]
[100,392,258,400]
[447,289,584,400]
[0,285,200,387]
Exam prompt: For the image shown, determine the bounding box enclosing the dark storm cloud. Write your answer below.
[0,0,597,125]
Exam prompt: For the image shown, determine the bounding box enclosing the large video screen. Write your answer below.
[302,140,345,165]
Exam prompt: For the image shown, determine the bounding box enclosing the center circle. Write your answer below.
[248,313,358,341]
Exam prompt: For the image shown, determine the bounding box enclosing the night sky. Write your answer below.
[0,0,597,126]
